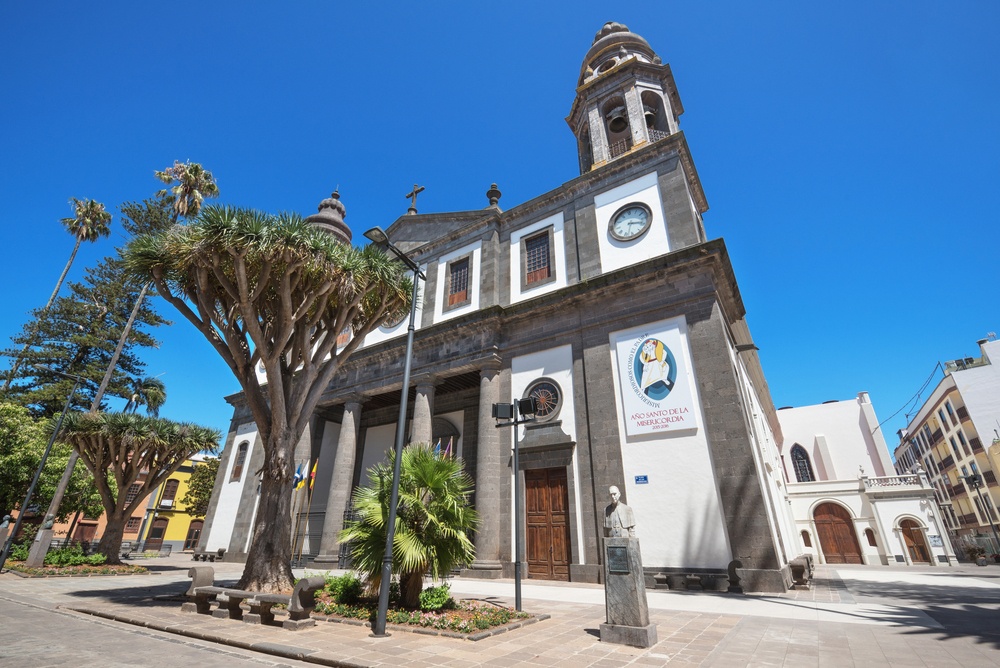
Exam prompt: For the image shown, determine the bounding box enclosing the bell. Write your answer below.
[644,106,657,128]
[607,106,628,134]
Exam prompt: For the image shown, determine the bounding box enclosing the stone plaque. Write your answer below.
[607,545,630,574]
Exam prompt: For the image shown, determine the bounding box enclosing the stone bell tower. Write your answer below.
[566,22,685,174]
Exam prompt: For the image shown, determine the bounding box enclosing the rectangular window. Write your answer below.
[524,231,552,286]
[124,483,141,505]
[950,437,961,460]
[945,401,956,425]
[446,257,470,308]
[125,517,142,533]
[938,409,948,431]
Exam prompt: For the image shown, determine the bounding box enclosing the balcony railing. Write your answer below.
[957,405,970,421]
[971,437,984,452]
[864,474,920,489]
[608,137,633,159]
[648,128,670,142]
[940,455,955,470]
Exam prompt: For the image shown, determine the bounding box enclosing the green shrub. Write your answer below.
[322,572,364,605]
[9,539,30,562]
[419,583,455,611]
[43,545,106,567]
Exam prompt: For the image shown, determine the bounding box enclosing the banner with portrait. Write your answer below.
[611,317,699,436]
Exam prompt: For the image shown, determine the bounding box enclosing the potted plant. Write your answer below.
[965,544,987,566]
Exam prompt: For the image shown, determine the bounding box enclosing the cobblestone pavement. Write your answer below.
[1,554,999,667]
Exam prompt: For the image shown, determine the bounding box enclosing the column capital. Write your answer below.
[334,392,367,408]
[412,373,437,388]
[474,353,503,374]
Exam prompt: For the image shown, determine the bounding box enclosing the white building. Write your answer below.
[779,393,955,566]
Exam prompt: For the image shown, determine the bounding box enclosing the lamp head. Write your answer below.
[363,226,389,245]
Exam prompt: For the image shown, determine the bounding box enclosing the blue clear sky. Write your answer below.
[1,2,997,451]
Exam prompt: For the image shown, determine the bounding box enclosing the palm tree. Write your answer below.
[155,160,220,221]
[341,444,478,608]
[27,164,220,566]
[124,376,166,416]
[2,199,111,393]
[89,161,219,408]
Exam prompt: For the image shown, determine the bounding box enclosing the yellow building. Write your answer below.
[139,454,216,553]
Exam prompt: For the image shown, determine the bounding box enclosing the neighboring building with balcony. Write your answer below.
[779,393,954,566]
[137,454,213,554]
[893,336,1000,555]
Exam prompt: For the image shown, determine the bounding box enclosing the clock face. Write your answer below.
[609,204,651,241]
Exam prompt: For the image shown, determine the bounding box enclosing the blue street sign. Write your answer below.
[634,475,648,484]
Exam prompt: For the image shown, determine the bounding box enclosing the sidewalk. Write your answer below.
[2,553,999,667]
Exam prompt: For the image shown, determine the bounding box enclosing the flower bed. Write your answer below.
[313,597,532,635]
[6,561,149,577]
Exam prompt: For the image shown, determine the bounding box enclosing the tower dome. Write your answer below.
[578,22,659,86]
[306,190,352,244]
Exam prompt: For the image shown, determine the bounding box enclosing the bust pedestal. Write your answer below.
[600,536,657,648]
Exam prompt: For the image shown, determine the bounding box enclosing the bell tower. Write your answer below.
[567,22,685,174]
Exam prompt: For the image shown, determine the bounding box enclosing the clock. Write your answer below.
[609,203,652,241]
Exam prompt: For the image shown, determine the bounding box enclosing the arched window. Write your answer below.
[230,441,249,482]
[800,530,812,548]
[865,528,877,547]
[790,445,815,482]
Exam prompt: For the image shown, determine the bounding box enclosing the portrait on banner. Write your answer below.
[612,318,699,437]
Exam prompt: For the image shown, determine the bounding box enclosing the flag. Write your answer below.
[292,463,304,489]
[309,459,318,490]
[444,437,453,458]
[433,439,442,457]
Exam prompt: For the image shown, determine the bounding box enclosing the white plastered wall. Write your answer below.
[509,212,568,304]
[205,421,257,551]
[607,316,731,568]
[433,241,482,324]
[593,172,669,274]
[509,344,584,563]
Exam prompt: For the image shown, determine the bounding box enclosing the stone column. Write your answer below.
[410,376,435,445]
[464,366,504,576]
[313,397,364,564]
[588,105,609,166]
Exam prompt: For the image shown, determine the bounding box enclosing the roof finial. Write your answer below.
[486,183,502,209]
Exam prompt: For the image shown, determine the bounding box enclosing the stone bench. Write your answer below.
[191,548,226,562]
[181,566,325,630]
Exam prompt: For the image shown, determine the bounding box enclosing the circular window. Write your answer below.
[524,378,562,421]
[382,309,407,329]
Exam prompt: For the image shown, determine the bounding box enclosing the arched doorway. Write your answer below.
[900,519,930,564]
[813,503,863,564]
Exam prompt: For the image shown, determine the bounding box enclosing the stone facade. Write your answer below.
[200,22,797,592]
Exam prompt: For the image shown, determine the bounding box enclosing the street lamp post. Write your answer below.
[492,397,537,612]
[0,369,83,572]
[364,226,425,638]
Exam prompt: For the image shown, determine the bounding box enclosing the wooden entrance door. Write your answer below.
[900,519,930,563]
[145,517,168,551]
[525,468,571,581]
[814,503,863,564]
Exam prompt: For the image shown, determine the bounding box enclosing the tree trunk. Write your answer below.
[236,427,296,592]
[97,511,126,565]
[400,571,423,609]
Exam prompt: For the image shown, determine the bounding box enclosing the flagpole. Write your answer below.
[295,459,319,565]
[290,484,307,566]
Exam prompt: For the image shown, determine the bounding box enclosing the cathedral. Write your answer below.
[199,22,799,592]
